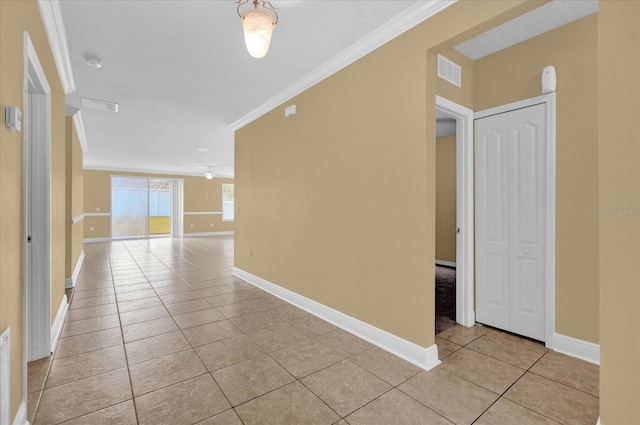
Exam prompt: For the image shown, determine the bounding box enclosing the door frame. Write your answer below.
[435,96,475,327]
[171,179,184,238]
[475,93,556,346]
[23,29,53,372]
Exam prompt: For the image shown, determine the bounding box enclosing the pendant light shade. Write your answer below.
[237,0,278,59]
[241,9,276,58]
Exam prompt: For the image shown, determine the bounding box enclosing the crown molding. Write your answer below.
[38,0,76,94]
[82,164,234,179]
[229,0,456,131]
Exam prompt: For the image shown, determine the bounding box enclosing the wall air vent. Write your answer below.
[437,54,462,88]
[81,97,119,113]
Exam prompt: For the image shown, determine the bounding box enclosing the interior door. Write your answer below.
[25,81,52,360]
[475,103,547,341]
[24,90,34,362]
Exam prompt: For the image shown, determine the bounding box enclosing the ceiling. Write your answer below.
[61,0,445,178]
[454,0,598,60]
[435,110,456,139]
[59,0,598,178]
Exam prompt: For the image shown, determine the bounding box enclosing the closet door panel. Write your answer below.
[508,103,546,341]
[475,113,510,330]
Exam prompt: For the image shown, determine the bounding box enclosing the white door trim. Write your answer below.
[23,30,53,417]
[435,96,475,328]
[475,93,556,347]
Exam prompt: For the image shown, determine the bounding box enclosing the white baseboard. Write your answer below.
[596,417,601,425]
[83,237,111,243]
[65,250,85,288]
[553,333,600,365]
[50,295,68,352]
[12,399,28,425]
[233,267,441,371]
[185,231,234,237]
[435,260,456,268]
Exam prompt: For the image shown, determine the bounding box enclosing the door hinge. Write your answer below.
[457,228,460,234]
[27,235,32,243]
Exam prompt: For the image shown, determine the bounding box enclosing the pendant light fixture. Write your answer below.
[236,0,278,59]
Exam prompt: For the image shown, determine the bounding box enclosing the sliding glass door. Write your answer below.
[111,176,172,239]
[149,179,171,235]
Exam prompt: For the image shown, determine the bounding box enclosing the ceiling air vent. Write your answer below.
[81,97,119,113]
[437,54,461,88]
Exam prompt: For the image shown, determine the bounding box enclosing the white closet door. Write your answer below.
[475,112,510,331]
[508,104,546,341]
[475,103,547,341]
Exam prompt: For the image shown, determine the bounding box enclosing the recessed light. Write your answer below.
[197,147,210,152]
[85,55,103,68]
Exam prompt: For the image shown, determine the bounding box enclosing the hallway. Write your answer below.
[28,237,599,424]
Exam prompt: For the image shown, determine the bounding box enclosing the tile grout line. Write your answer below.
[116,243,143,425]
[525,366,601,399]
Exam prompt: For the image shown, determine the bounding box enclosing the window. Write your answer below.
[222,183,234,221]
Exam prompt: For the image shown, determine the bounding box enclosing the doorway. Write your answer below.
[435,109,457,334]
[435,96,475,328]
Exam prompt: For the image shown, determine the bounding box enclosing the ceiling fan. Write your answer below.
[172,163,228,179]
[204,165,220,180]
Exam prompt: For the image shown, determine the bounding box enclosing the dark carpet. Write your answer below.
[435,265,457,335]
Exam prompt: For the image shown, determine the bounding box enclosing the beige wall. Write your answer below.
[65,116,84,280]
[598,1,640,423]
[236,1,537,348]
[0,0,67,420]
[436,48,475,110]
[474,14,600,344]
[83,170,234,238]
[83,170,111,238]
[435,135,456,263]
[184,177,234,234]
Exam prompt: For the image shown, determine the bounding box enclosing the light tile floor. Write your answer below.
[28,236,600,425]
